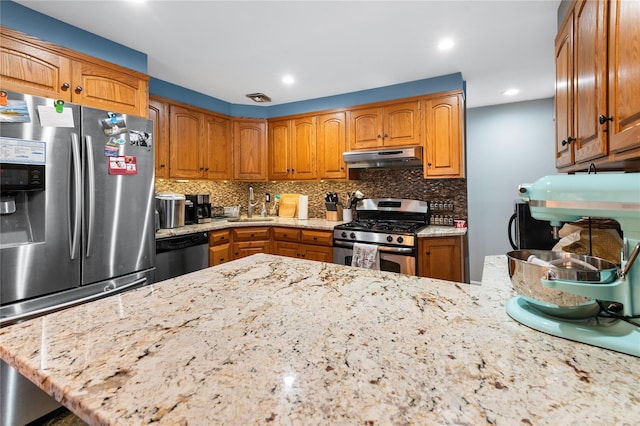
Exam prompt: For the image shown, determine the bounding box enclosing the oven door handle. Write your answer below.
[333,240,414,254]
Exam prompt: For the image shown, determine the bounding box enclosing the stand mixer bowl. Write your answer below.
[507,250,619,319]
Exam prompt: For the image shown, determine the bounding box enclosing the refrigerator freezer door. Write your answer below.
[80,108,155,285]
[0,92,81,304]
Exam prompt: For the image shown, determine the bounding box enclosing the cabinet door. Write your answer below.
[0,34,72,101]
[383,101,420,147]
[272,241,300,259]
[573,0,608,164]
[209,243,231,266]
[148,97,170,179]
[71,60,148,116]
[424,93,463,178]
[607,0,640,154]
[555,13,575,168]
[233,241,270,259]
[419,237,462,282]
[299,244,333,263]
[348,107,383,150]
[291,117,317,180]
[169,105,203,179]
[203,114,232,180]
[268,120,291,180]
[317,112,347,180]
[233,119,267,181]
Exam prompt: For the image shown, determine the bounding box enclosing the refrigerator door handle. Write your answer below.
[0,277,148,327]
[70,133,82,260]
[85,135,96,258]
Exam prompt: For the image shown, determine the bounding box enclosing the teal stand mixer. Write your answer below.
[507,173,640,357]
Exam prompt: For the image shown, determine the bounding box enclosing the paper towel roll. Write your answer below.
[298,195,308,220]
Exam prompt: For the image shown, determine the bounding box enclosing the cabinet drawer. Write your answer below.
[301,230,333,246]
[209,243,231,266]
[272,227,301,242]
[232,227,270,241]
[209,229,231,245]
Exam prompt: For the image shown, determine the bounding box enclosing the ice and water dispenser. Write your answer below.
[0,140,46,246]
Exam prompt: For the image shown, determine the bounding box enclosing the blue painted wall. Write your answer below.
[0,0,147,73]
[2,0,464,118]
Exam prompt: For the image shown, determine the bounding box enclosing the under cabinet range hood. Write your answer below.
[343,146,423,169]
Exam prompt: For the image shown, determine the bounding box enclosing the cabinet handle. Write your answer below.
[427,162,432,167]
[426,251,431,256]
[598,115,613,125]
[61,83,70,90]
[291,168,295,173]
[250,233,254,237]
[383,133,388,139]
[561,137,575,146]
[75,86,83,93]
[300,254,305,258]
[377,134,382,139]
[160,164,166,168]
[313,236,318,241]
[205,167,209,171]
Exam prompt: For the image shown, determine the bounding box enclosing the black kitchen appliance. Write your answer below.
[508,200,557,250]
[333,198,430,275]
[185,194,212,224]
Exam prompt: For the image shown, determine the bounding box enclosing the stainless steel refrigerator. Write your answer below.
[0,91,156,425]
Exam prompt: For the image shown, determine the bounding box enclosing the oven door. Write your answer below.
[333,243,416,275]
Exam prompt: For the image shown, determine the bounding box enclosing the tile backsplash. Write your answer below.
[155,169,467,220]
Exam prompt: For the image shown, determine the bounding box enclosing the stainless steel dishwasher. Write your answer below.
[155,232,209,282]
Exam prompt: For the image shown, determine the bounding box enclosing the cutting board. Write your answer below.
[278,194,300,217]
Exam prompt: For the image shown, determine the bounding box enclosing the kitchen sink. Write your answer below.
[226,217,274,222]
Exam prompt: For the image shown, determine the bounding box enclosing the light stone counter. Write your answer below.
[156,217,466,239]
[1,254,636,425]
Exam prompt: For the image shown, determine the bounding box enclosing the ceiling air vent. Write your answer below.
[245,93,272,103]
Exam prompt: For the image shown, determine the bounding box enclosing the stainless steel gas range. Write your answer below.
[333,198,430,275]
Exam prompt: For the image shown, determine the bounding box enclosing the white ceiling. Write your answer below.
[13,0,561,108]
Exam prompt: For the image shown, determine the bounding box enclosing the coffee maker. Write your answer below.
[185,194,212,224]
[508,173,640,357]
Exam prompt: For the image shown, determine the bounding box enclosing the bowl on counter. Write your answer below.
[506,249,619,319]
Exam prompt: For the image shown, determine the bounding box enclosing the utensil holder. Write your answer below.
[326,205,343,221]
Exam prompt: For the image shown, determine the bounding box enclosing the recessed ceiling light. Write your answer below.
[438,38,454,51]
[503,88,520,96]
[282,75,295,85]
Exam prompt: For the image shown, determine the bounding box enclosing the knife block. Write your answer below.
[326,206,343,221]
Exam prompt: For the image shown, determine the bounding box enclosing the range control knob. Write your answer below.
[386,236,393,242]
[341,232,347,238]
[397,236,404,244]
[350,232,356,239]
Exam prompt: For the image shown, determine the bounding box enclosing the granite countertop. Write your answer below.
[1,254,636,425]
[156,216,466,239]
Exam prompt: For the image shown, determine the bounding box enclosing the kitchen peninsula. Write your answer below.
[0,255,637,425]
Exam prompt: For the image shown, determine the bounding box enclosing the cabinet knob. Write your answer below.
[205,167,209,171]
[427,162,432,167]
[75,86,83,93]
[377,134,382,139]
[426,251,431,256]
[383,133,388,139]
[561,137,575,146]
[599,115,613,125]
[291,168,295,173]
[160,164,166,168]
[61,83,70,90]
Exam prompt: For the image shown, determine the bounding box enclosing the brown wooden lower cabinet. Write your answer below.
[418,236,463,282]
[271,227,333,262]
[231,227,271,260]
[209,230,231,266]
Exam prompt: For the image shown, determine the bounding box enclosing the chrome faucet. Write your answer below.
[247,186,258,218]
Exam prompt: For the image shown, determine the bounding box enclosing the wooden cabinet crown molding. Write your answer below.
[1,27,149,81]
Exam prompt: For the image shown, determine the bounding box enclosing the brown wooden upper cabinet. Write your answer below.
[0,27,149,117]
[317,112,347,180]
[168,104,231,180]
[423,92,464,178]
[554,0,640,172]
[347,101,420,150]
[233,118,268,181]
[268,117,317,180]
[148,97,170,179]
